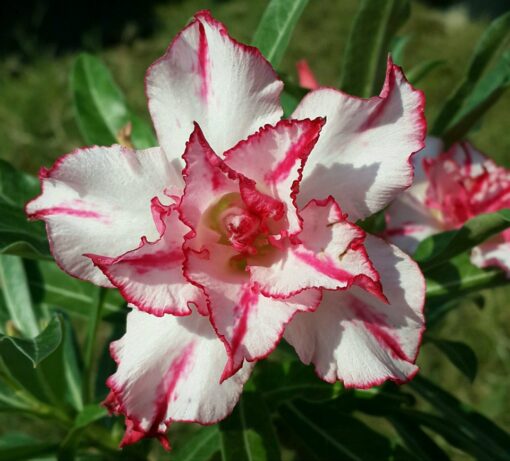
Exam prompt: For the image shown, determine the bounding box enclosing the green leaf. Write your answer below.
[255,361,341,406]
[414,209,510,272]
[0,159,50,260]
[409,375,510,460]
[220,392,281,461]
[442,49,510,144]
[431,11,510,137]
[82,287,107,403]
[0,315,62,367]
[426,293,485,330]
[252,0,309,68]
[387,414,450,461]
[399,410,490,460]
[58,405,108,460]
[71,53,156,148]
[279,400,394,461]
[26,259,124,320]
[427,338,478,382]
[0,433,57,461]
[0,314,81,410]
[0,380,32,412]
[340,0,410,97]
[390,35,410,65]
[172,426,220,461]
[425,253,507,301]
[0,255,41,337]
[407,59,446,85]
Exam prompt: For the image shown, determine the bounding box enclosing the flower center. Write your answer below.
[220,206,261,253]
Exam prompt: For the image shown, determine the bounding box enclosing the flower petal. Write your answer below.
[296,59,320,90]
[471,231,510,277]
[105,307,253,449]
[146,10,283,160]
[284,235,425,388]
[179,123,239,233]
[26,146,182,286]
[88,206,205,317]
[292,58,426,221]
[224,118,325,235]
[384,193,441,255]
[249,197,381,297]
[186,243,321,380]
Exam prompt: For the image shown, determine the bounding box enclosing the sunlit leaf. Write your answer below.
[71,53,156,148]
[442,49,510,144]
[0,256,42,337]
[425,253,507,302]
[340,0,410,97]
[414,209,510,272]
[431,11,510,137]
[252,0,309,68]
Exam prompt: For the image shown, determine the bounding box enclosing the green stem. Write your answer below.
[82,287,107,403]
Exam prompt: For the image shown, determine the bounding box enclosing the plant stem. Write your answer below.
[82,286,107,403]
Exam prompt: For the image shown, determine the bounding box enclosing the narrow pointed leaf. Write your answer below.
[409,375,510,459]
[388,414,450,461]
[407,59,446,85]
[399,410,492,460]
[71,53,156,148]
[390,35,410,65]
[0,255,41,338]
[279,400,395,461]
[340,0,410,97]
[425,253,507,301]
[252,0,309,68]
[442,49,510,144]
[414,209,510,271]
[172,427,220,461]
[220,392,281,461]
[428,339,478,382]
[432,11,510,136]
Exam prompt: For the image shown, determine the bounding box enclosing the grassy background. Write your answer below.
[0,0,509,456]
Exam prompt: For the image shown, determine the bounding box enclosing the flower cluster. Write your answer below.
[27,11,427,447]
[386,139,510,276]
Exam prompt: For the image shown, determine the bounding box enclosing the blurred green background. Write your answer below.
[0,0,509,455]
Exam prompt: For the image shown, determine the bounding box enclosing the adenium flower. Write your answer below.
[386,139,510,275]
[26,11,426,448]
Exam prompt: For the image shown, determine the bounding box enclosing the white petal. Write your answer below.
[106,308,253,447]
[26,146,182,286]
[292,60,426,221]
[146,11,283,160]
[285,235,425,388]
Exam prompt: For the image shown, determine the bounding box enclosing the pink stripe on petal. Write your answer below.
[30,206,105,220]
[197,22,210,102]
[293,250,351,282]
